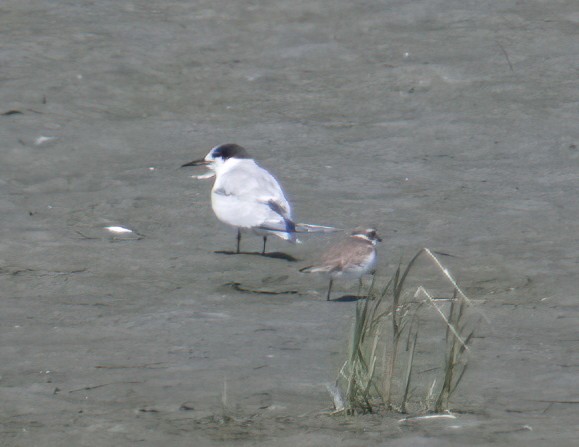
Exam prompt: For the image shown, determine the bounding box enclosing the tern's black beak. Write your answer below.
[181,159,209,167]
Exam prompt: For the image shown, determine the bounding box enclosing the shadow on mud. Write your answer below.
[214,250,298,262]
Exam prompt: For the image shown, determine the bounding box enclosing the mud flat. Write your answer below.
[1,1,578,445]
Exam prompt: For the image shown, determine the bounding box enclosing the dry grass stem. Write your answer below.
[331,248,481,416]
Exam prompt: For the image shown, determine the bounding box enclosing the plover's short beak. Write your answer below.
[181,158,209,167]
[377,236,383,243]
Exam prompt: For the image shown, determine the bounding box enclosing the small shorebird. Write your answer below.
[182,143,337,254]
[300,227,381,300]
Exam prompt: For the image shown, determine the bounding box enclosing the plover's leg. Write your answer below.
[357,278,363,298]
[236,229,242,254]
[326,279,333,301]
[262,236,267,254]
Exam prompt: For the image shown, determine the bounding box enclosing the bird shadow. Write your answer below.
[214,250,298,262]
[330,295,366,302]
[223,282,299,295]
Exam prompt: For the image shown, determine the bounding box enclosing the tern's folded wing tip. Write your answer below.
[295,223,342,233]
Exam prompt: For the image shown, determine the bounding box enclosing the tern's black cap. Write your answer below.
[211,143,251,160]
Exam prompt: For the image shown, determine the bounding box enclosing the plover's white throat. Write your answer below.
[300,227,382,300]
[182,143,337,254]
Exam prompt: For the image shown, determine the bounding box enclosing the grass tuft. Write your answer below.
[331,248,480,415]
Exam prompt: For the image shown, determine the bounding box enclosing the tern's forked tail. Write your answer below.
[294,223,342,234]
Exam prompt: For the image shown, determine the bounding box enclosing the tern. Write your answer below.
[300,227,381,300]
[182,143,337,254]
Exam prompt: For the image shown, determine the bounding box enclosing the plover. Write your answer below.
[182,143,337,254]
[300,227,381,300]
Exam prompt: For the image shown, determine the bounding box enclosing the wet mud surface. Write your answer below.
[1,1,578,445]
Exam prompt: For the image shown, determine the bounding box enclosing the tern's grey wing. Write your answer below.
[217,163,291,216]
[211,161,295,237]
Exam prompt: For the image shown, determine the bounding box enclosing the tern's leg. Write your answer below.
[236,229,241,254]
[326,279,333,301]
[262,236,267,254]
